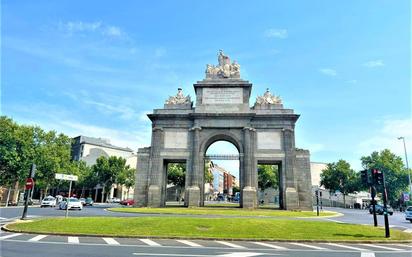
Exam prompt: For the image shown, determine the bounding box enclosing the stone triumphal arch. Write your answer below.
[134,51,312,210]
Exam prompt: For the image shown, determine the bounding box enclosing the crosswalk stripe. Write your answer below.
[359,244,402,251]
[68,236,79,244]
[326,243,369,251]
[253,242,287,250]
[28,235,47,242]
[176,240,202,247]
[0,233,22,240]
[289,242,326,250]
[361,252,375,257]
[140,239,161,246]
[215,241,246,249]
[102,238,120,245]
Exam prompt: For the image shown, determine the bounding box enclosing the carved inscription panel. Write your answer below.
[202,88,243,104]
[164,131,188,149]
[257,131,282,150]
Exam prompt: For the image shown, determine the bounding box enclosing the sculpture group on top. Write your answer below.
[205,50,240,79]
[165,88,191,105]
[255,88,282,105]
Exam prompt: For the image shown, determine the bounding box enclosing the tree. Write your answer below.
[258,164,279,190]
[92,156,128,202]
[361,149,409,205]
[320,160,358,207]
[167,163,186,200]
[204,161,214,184]
[117,167,135,199]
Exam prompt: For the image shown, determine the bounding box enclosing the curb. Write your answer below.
[3,221,412,244]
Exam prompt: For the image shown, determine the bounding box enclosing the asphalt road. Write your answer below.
[1,230,411,257]
[1,205,411,257]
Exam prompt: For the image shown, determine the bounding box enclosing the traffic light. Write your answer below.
[361,170,368,185]
[372,169,384,185]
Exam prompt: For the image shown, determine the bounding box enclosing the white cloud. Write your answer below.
[363,60,384,68]
[264,28,288,39]
[59,21,125,38]
[319,68,337,76]
[357,118,412,160]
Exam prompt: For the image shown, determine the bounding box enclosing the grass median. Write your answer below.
[108,207,337,217]
[7,217,412,241]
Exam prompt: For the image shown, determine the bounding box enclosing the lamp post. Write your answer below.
[398,137,411,195]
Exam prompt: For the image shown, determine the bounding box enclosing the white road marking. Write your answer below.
[133,253,266,257]
[0,233,22,240]
[0,217,7,220]
[359,244,402,251]
[326,243,370,251]
[289,242,326,250]
[219,253,265,257]
[394,243,412,248]
[253,241,287,250]
[215,241,246,249]
[28,235,47,242]
[176,240,202,247]
[361,252,375,257]
[68,236,79,244]
[140,238,161,246]
[102,237,120,245]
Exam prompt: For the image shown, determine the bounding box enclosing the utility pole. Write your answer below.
[371,186,378,227]
[21,164,36,220]
[398,137,411,195]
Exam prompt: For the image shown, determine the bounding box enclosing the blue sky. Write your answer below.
[1,1,411,174]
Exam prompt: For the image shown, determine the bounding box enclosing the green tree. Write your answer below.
[167,163,186,201]
[71,160,94,197]
[320,160,358,207]
[117,167,136,199]
[92,156,128,202]
[258,164,279,190]
[204,161,214,184]
[361,149,409,205]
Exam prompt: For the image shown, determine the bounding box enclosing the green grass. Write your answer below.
[108,207,337,217]
[7,217,412,241]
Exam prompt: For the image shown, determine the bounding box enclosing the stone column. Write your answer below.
[185,126,201,207]
[148,126,164,207]
[242,127,257,208]
[134,148,150,207]
[283,128,299,210]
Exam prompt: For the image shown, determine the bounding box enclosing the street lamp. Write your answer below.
[398,137,411,195]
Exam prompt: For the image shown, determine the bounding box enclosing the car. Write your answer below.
[59,198,83,210]
[41,196,56,208]
[107,197,121,203]
[120,199,134,206]
[79,198,86,205]
[369,204,393,215]
[84,197,94,206]
[405,206,412,223]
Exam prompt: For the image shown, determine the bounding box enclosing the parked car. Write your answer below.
[41,196,56,208]
[84,197,94,206]
[79,198,86,205]
[59,198,82,210]
[120,199,134,206]
[405,206,412,223]
[107,197,121,203]
[369,204,393,215]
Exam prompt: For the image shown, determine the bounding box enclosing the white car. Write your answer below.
[41,196,56,208]
[59,198,83,210]
[405,206,412,223]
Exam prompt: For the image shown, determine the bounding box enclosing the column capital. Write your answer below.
[189,126,202,131]
[243,127,256,131]
[282,128,294,132]
[152,126,163,132]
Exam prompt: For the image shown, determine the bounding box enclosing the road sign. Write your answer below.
[25,178,34,190]
[404,192,410,202]
[55,173,78,181]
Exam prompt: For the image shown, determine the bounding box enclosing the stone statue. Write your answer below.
[255,88,282,105]
[205,50,241,79]
[165,88,191,105]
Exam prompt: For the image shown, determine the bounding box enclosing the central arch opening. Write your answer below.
[203,141,240,208]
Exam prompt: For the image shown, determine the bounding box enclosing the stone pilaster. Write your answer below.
[185,126,201,207]
[242,127,257,208]
[283,128,299,210]
[147,126,164,207]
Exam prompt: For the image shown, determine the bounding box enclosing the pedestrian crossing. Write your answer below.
[0,232,411,253]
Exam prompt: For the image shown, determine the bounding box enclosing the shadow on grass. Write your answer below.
[333,233,380,238]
